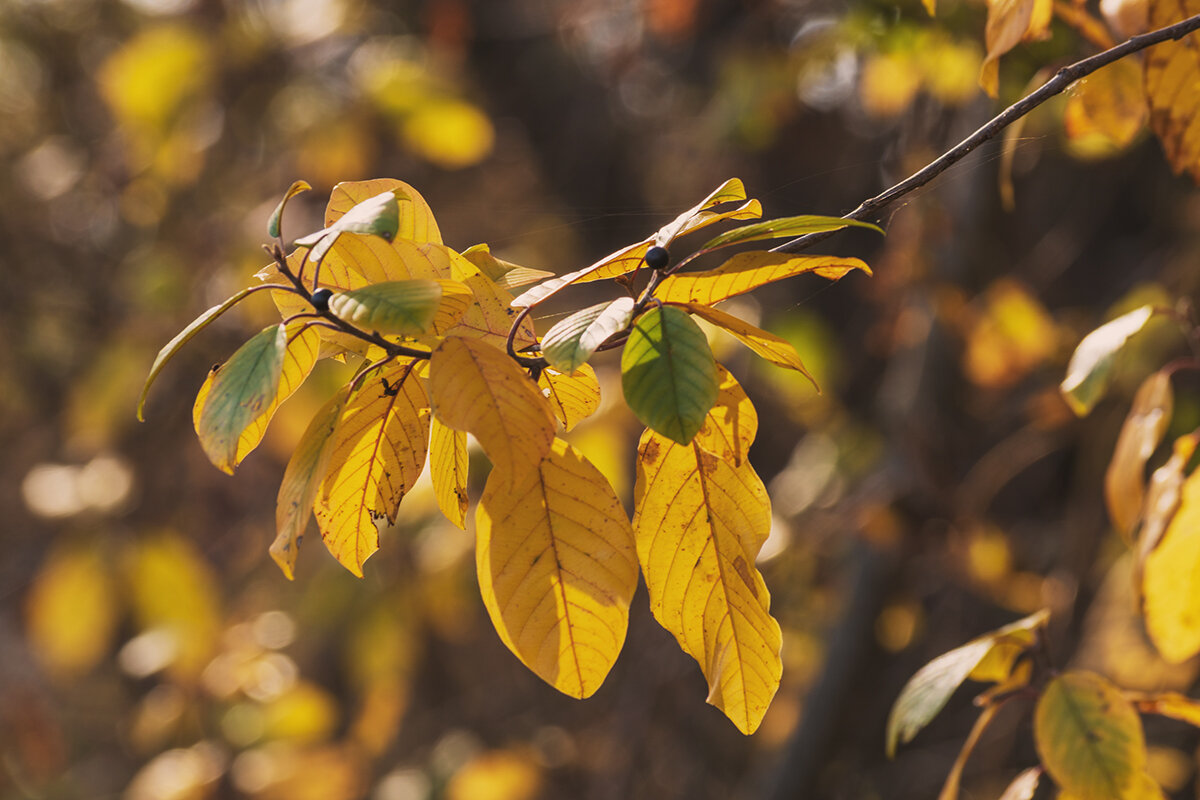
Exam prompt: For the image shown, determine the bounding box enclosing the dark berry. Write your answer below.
[311,288,333,312]
[644,245,670,270]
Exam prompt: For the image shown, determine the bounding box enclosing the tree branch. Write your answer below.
[773,12,1200,254]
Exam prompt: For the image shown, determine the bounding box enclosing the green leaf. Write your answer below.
[196,324,288,474]
[1034,671,1148,799]
[138,286,262,421]
[698,215,883,251]
[621,305,718,445]
[326,280,444,337]
[886,609,1049,757]
[295,189,403,262]
[1060,305,1156,417]
[541,297,636,373]
[268,180,312,239]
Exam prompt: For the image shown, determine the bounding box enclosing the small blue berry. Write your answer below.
[645,246,670,270]
[311,288,333,312]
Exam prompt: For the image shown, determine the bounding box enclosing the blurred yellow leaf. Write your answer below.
[980,0,1053,96]
[1130,691,1200,726]
[656,252,870,306]
[261,682,339,744]
[98,25,212,137]
[1065,59,1148,158]
[633,380,780,733]
[314,360,430,577]
[244,744,366,800]
[963,279,1058,389]
[1145,0,1200,182]
[1106,370,1173,539]
[447,749,542,800]
[1061,305,1156,416]
[1142,463,1200,663]
[1034,671,1148,799]
[860,53,922,118]
[538,364,601,431]
[998,767,1043,800]
[194,322,320,470]
[476,438,638,698]
[430,417,469,528]
[401,98,495,169]
[26,545,117,677]
[125,533,221,681]
[429,337,555,483]
[919,35,984,105]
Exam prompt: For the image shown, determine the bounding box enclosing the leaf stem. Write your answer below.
[772,12,1200,254]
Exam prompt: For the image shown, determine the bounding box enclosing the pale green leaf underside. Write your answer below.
[541,297,636,373]
[295,189,403,262]
[1061,304,1156,417]
[268,179,312,239]
[327,279,443,336]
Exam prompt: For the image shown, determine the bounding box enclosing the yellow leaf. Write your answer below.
[1129,691,1200,726]
[672,198,763,239]
[510,241,651,308]
[259,249,373,358]
[1137,433,1197,563]
[273,387,350,579]
[633,420,781,733]
[97,24,212,138]
[401,98,495,169]
[1106,370,1173,539]
[1145,0,1200,182]
[695,365,758,468]
[477,438,637,698]
[26,544,117,677]
[673,302,818,389]
[1064,59,1148,158]
[655,252,870,306]
[447,749,543,800]
[194,322,320,469]
[860,53,923,118]
[538,364,601,431]
[979,0,1054,97]
[460,243,556,289]
[430,416,469,529]
[326,178,442,244]
[430,337,555,483]
[314,360,430,576]
[1143,463,1200,662]
[924,0,937,14]
[261,682,340,744]
[1034,671,1147,800]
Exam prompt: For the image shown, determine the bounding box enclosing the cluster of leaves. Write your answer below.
[139,177,878,734]
[886,301,1200,799]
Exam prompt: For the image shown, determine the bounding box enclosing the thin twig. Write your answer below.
[773,13,1200,254]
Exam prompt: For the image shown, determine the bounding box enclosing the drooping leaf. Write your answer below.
[476,438,638,698]
[621,305,719,445]
[538,364,601,431]
[460,243,556,289]
[272,386,350,579]
[430,416,469,528]
[655,251,871,306]
[193,321,321,469]
[327,280,456,337]
[1060,305,1156,417]
[1137,433,1198,560]
[196,324,288,474]
[633,425,780,734]
[268,180,312,240]
[429,337,556,481]
[997,767,1042,800]
[938,704,1002,800]
[314,360,430,577]
[674,302,819,389]
[979,0,1053,97]
[137,286,263,421]
[886,610,1049,757]
[296,190,403,262]
[1105,370,1173,538]
[1034,671,1147,799]
[540,298,636,373]
[1145,0,1200,182]
[1129,691,1200,727]
[1064,59,1148,158]
[510,241,651,308]
[1142,463,1200,663]
[325,178,442,244]
[696,214,882,252]
[652,178,749,246]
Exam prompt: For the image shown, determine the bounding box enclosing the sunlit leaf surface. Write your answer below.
[656,252,871,306]
[1106,370,1173,538]
[430,416,469,528]
[326,178,442,244]
[538,364,601,431]
[979,0,1052,96]
[1143,464,1200,662]
[1145,0,1200,182]
[675,302,818,389]
[540,297,635,373]
[1060,305,1156,417]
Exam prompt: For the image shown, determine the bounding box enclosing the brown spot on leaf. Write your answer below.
[641,438,661,464]
[732,555,758,599]
[697,450,720,476]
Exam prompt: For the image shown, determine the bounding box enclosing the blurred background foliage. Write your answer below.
[4,0,1200,798]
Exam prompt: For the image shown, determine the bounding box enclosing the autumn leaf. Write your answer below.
[429,337,556,482]
[540,298,636,373]
[476,438,638,698]
[325,178,442,244]
[296,190,403,262]
[1034,671,1148,799]
[655,251,871,306]
[314,360,430,577]
[696,365,758,468]
[268,180,312,240]
[1136,433,1197,561]
[272,386,350,579]
[460,242,555,290]
[510,241,652,309]
[538,364,601,431]
[1105,369,1173,538]
[633,422,780,734]
[886,610,1048,756]
[196,324,288,474]
[258,248,374,358]
[1145,0,1200,182]
[26,545,117,677]
[1129,691,1200,726]
[1064,59,1148,158]
[193,322,320,470]
[1142,461,1200,662]
[673,302,819,389]
[621,305,719,445]
[1060,305,1156,416]
[430,416,469,529]
[651,177,749,245]
[980,0,1053,97]
[672,198,762,241]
